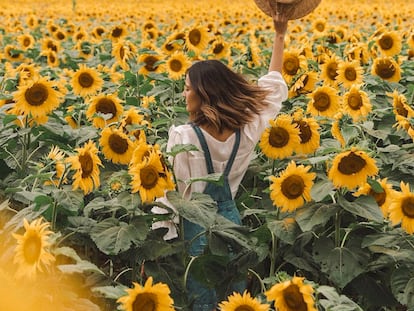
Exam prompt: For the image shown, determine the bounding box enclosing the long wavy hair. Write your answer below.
[187,60,270,132]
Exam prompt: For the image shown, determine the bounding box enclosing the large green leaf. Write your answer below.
[313,237,368,289]
[267,217,301,245]
[295,203,339,232]
[391,267,414,306]
[90,218,148,255]
[167,191,217,228]
[338,195,384,223]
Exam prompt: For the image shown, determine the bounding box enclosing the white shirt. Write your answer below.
[167,71,288,199]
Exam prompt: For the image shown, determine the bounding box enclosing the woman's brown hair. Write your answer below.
[187,60,270,132]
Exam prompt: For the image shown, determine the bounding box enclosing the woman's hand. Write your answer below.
[270,2,289,35]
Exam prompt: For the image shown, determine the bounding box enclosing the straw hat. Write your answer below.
[254,0,322,20]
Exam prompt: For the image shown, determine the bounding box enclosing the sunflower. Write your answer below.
[44,50,59,68]
[376,30,402,57]
[86,93,124,129]
[209,37,230,59]
[320,54,341,86]
[292,110,320,155]
[371,56,401,83]
[307,85,340,118]
[13,76,63,118]
[311,18,327,36]
[336,60,364,89]
[66,140,102,194]
[388,182,414,234]
[112,40,137,70]
[282,49,308,83]
[76,40,94,59]
[99,127,135,165]
[14,63,40,84]
[110,24,128,41]
[327,147,379,190]
[387,90,414,119]
[354,178,396,217]
[117,277,174,311]
[342,85,372,122]
[71,64,104,97]
[138,53,165,76]
[53,28,67,41]
[218,290,269,311]
[165,52,191,80]
[265,276,317,311]
[185,25,210,54]
[345,43,371,66]
[331,112,346,147]
[259,114,301,160]
[4,44,25,62]
[45,145,67,186]
[17,33,35,50]
[161,32,186,55]
[393,115,414,141]
[41,38,60,53]
[288,71,319,98]
[269,161,316,213]
[12,218,55,279]
[129,150,172,203]
[120,107,148,141]
[91,25,106,41]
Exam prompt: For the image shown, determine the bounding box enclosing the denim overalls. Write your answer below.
[184,124,245,310]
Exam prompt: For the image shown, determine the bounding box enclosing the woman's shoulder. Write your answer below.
[168,123,196,145]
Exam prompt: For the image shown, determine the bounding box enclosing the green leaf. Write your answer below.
[295,203,339,232]
[338,195,384,223]
[167,191,217,228]
[391,267,414,305]
[311,178,335,202]
[90,218,148,255]
[188,173,223,185]
[313,237,367,289]
[92,285,129,300]
[317,285,364,311]
[168,143,199,157]
[267,217,301,245]
[52,187,84,213]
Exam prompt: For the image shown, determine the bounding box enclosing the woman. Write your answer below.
[166,11,289,311]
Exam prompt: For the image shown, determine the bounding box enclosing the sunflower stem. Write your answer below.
[335,211,341,248]
[51,200,58,231]
[183,256,197,289]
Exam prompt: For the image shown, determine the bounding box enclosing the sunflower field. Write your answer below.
[1,0,414,310]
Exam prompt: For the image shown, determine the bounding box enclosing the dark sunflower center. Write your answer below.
[96,28,104,36]
[49,54,56,63]
[108,133,128,154]
[140,166,159,189]
[375,60,396,79]
[401,197,414,218]
[316,23,325,32]
[23,37,31,47]
[79,153,94,178]
[23,235,42,264]
[369,188,386,207]
[284,56,299,75]
[283,284,307,311]
[112,27,123,38]
[56,31,65,40]
[132,293,157,311]
[189,29,201,45]
[144,56,159,71]
[119,46,125,59]
[165,42,175,51]
[47,41,58,52]
[347,93,363,110]
[395,101,408,117]
[337,152,366,175]
[213,43,224,54]
[78,72,94,88]
[96,98,117,115]
[295,120,312,144]
[281,175,305,199]
[25,83,49,106]
[344,67,357,81]
[379,35,393,50]
[170,59,183,72]
[313,92,331,112]
[269,127,290,148]
[234,306,255,311]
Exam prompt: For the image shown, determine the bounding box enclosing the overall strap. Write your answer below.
[191,124,240,177]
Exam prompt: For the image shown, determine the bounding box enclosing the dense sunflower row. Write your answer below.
[1,0,414,310]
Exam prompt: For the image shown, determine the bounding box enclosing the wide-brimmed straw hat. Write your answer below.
[254,0,322,20]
